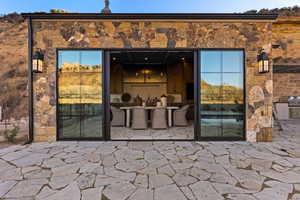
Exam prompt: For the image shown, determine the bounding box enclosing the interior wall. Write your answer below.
[110,63,123,94]
[123,83,167,101]
[110,60,193,104]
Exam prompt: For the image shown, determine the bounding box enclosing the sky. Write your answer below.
[1,0,300,14]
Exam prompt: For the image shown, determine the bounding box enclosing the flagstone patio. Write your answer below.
[0,120,300,200]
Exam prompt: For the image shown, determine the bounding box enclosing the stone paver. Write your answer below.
[190,181,224,200]
[254,187,289,200]
[292,194,300,200]
[129,188,153,200]
[0,120,299,199]
[172,173,198,186]
[154,184,187,200]
[36,186,56,200]
[4,179,48,198]
[81,187,103,200]
[102,182,136,200]
[43,182,80,200]
[149,174,173,189]
[0,180,17,198]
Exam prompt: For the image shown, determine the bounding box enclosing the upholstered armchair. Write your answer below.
[131,107,148,130]
[173,105,189,126]
[110,106,125,127]
[152,108,168,129]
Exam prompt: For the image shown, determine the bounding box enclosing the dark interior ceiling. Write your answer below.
[110,51,193,65]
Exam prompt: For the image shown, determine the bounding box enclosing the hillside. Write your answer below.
[0,13,28,120]
[244,6,300,17]
[201,80,243,104]
[58,62,103,104]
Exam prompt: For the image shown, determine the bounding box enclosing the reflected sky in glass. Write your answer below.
[58,51,80,67]
[58,51,102,67]
[201,73,221,87]
[223,51,243,73]
[81,51,102,66]
[201,51,221,72]
[201,50,243,88]
[223,73,243,89]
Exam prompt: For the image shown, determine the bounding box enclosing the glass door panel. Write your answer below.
[222,73,244,137]
[199,50,244,140]
[59,116,81,138]
[58,50,104,140]
[200,73,222,137]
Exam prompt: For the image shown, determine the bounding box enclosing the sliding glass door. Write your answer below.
[57,50,104,140]
[199,50,244,140]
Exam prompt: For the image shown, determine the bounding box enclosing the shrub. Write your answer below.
[3,124,19,143]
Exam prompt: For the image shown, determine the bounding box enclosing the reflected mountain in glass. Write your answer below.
[201,80,243,104]
[58,62,103,104]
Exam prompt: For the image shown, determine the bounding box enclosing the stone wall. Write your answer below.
[0,14,28,120]
[2,12,300,142]
[274,73,300,100]
[31,19,273,142]
[272,17,300,102]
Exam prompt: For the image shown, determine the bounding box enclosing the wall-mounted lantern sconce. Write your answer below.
[257,50,269,73]
[32,51,44,73]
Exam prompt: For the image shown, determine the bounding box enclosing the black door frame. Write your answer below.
[56,49,107,141]
[107,48,196,141]
[55,48,245,141]
[197,49,246,141]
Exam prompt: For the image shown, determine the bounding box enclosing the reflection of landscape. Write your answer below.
[201,80,243,104]
[58,62,102,104]
[58,59,103,139]
[200,50,244,138]
[200,79,244,138]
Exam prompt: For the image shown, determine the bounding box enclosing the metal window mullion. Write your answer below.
[198,51,202,139]
[104,51,111,140]
[221,51,224,137]
[194,50,200,141]
[79,51,83,138]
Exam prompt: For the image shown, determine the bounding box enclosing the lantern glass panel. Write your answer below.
[32,59,38,71]
[263,60,269,72]
[258,60,263,72]
[38,59,43,72]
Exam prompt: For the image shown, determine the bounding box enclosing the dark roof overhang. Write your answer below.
[21,13,278,20]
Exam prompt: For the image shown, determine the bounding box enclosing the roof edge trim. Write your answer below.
[21,13,278,20]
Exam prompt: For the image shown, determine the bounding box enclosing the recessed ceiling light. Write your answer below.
[144,57,148,61]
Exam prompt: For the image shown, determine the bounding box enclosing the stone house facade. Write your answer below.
[21,13,277,142]
[0,9,299,144]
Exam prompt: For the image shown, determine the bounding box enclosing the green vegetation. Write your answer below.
[201,80,243,104]
[2,124,19,143]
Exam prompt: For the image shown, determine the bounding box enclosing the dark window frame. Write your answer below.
[198,49,246,141]
[55,48,246,142]
[56,49,106,141]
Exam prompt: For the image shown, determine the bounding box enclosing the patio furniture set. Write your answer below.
[110,105,190,129]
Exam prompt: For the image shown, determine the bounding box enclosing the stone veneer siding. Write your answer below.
[274,73,300,101]
[272,18,300,101]
[31,19,273,142]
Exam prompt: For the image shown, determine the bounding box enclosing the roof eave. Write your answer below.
[21,13,278,20]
